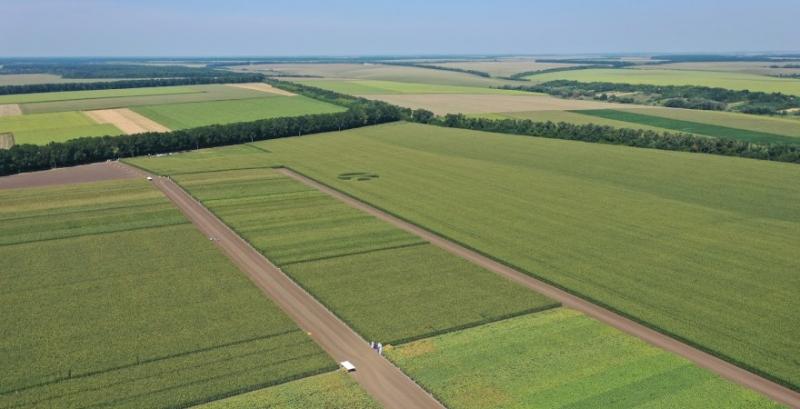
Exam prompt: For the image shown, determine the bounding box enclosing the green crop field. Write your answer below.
[0,179,333,409]
[18,84,270,115]
[173,168,557,343]
[577,109,800,144]
[0,74,125,86]
[0,111,122,145]
[126,122,800,388]
[126,144,274,175]
[620,107,800,138]
[387,309,780,408]
[131,96,345,129]
[480,110,677,133]
[0,85,201,105]
[293,79,524,95]
[526,68,800,96]
[196,371,381,409]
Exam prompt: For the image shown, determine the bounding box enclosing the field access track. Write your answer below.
[114,163,445,409]
[276,167,800,409]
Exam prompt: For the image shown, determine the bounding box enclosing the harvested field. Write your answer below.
[0,104,22,117]
[387,309,781,409]
[0,162,136,189]
[361,93,653,115]
[85,108,170,134]
[227,82,297,96]
[0,132,14,149]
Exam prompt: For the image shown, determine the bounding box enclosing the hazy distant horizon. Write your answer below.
[2,0,799,57]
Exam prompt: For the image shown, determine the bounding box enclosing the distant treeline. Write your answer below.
[651,54,800,63]
[0,63,239,79]
[380,62,492,78]
[507,60,637,80]
[0,74,265,96]
[0,80,405,176]
[410,113,800,164]
[532,58,635,67]
[503,80,800,115]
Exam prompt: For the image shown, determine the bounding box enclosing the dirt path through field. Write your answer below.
[227,83,297,96]
[277,167,800,408]
[112,162,445,409]
[0,104,22,117]
[0,162,138,189]
[85,108,170,134]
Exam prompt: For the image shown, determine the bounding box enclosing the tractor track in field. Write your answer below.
[276,167,800,409]
[113,162,446,409]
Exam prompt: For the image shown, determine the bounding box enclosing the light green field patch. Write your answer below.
[0,110,122,144]
[0,85,201,104]
[0,179,333,408]
[195,371,381,409]
[293,79,524,95]
[526,68,800,96]
[131,96,345,130]
[127,144,276,175]
[387,309,781,409]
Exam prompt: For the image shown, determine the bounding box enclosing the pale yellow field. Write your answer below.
[84,108,170,134]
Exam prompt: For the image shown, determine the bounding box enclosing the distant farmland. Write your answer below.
[387,309,781,408]
[0,179,333,408]
[0,111,122,144]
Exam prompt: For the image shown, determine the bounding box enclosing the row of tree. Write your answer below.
[504,80,800,115]
[381,62,492,78]
[0,73,265,96]
[0,82,406,176]
[0,63,245,79]
[409,113,800,164]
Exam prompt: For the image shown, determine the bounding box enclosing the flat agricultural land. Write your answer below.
[172,168,557,344]
[432,59,577,77]
[482,110,679,133]
[0,73,125,86]
[359,93,651,115]
[639,61,800,76]
[18,84,270,115]
[0,179,333,408]
[128,122,800,389]
[85,108,170,134]
[526,68,800,96]
[577,109,800,145]
[195,371,382,409]
[0,85,201,105]
[237,63,515,87]
[387,309,781,408]
[0,104,22,117]
[227,82,297,96]
[0,110,122,144]
[620,107,800,138]
[131,96,345,130]
[292,79,523,95]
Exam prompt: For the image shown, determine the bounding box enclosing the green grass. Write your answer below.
[576,109,800,145]
[195,371,382,409]
[131,96,346,130]
[293,79,524,95]
[0,85,201,105]
[20,84,270,115]
[527,68,800,96]
[0,111,122,145]
[0,179,333,409]
[173,168,557,344]
[621,107,800,138]
[235,122,797,389]
[387,309,781,409]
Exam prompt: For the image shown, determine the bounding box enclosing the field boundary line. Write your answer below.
[281,241,428,267]
[277,166,800,407]
[116,162,447,409]
[0,220,189,248]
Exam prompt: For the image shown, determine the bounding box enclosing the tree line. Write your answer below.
[381,62,492,78]
[504,80,800,116]
[0,73,265,96]
[409,112,800,164]
[0,63,245,79]
[0,80,406,176]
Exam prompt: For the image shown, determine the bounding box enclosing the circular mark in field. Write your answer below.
[338,172,379,181]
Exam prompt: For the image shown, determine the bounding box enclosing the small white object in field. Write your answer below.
[340,361,356,372]
[146,176,153,181]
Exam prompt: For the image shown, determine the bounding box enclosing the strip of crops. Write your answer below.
[0,180,333,408]
[174,168,557,344]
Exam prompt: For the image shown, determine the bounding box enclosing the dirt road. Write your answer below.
[113,163,445,409]
[277,167,800,409]
[0,162,137,189]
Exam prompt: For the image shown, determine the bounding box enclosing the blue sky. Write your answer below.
[1,0,798,56]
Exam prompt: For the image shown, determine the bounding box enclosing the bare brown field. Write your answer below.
[0,104,22,117]
[85,108,170,134]
[0,132,14,149]
[0,162,137,189]
[360,93,654,115]
[227,82,297,96]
